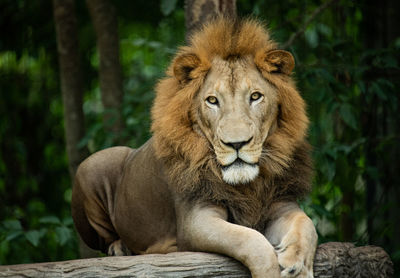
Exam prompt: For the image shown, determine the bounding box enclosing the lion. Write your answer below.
[71,17,317,278]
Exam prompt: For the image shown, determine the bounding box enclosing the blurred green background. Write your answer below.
[0,0,399,275]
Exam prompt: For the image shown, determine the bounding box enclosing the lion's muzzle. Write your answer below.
[221,137,253,151]
[221,159,260,185]
[215,136,262,184]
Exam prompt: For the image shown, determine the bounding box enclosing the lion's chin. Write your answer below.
[221,161,259,185]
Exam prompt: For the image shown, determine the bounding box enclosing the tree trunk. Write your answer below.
[0,243,393,278]
[53,0,88,181]
[185,0,236,41]
[86,0,124,144]
[53,0,98,259]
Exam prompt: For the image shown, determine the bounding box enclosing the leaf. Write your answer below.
[324,147,337,160]
[62,217,74,227]
[160,0,178,16]
[305,25,318,48]
[55,226,71,246]
[25,230,43,247]
[39,216,61,225]
[132,38,146,47]
[317,23,332,37]
[316,68,337,84]
[5,230,23,241]
[339,104,358,130]
[127,117,139,126]
[310,204,332,217]
[320,157,336,182]
[358,81,366,94]
[64,188,72,203]
[370,81,387,101]
[3,219,22,231]
[148,41,162,49]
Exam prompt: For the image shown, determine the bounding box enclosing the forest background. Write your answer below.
[0,0,399,275]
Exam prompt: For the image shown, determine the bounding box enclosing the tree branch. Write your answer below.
[0,242,393,277]
[282,0,338,49]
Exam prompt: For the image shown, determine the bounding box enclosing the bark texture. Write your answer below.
[0,243,393,278]
[185,0,236,42]
[86,0,124,143]
[53,0,88,180]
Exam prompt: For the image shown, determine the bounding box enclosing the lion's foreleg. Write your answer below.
[176,202,280,278]
[265,202,317,278]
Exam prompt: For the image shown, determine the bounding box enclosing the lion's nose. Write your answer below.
[221,137,253,150]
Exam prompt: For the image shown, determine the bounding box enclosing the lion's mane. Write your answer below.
[151,18,312,229]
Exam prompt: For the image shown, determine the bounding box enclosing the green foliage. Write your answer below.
[81,11,185,151]
[0,46,77,264]
[0,216,76,264]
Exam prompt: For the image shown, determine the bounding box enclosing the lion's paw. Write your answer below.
[107,239,132,256]
[275,244,313,278]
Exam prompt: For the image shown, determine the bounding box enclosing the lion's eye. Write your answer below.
[206,96,219,106]
[250,92,263,102]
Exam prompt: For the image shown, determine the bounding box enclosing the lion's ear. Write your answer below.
[173,53,201,85]
[255,49,295,75]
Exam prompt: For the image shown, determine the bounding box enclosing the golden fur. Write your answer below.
[151,17,312,228]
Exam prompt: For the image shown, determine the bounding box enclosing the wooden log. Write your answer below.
[313,242,393,278]
[0,242,393,278]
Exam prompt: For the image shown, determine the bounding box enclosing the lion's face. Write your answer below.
[194,56,279,184]
[152,18,308,190]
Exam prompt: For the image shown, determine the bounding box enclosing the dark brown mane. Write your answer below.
[151,17,312,229]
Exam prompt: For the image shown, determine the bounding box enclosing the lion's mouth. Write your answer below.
[221,158,258,170]
[221,159,259,185]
